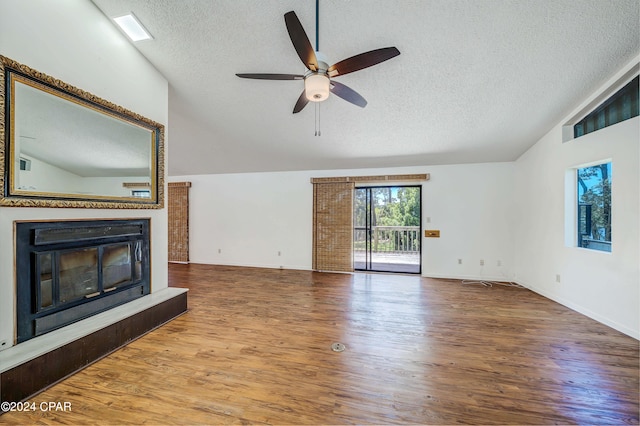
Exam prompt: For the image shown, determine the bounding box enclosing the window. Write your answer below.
[19,157,31,171]
[131,190,151,198]
[574,76,639,139]
[577,162,611,252]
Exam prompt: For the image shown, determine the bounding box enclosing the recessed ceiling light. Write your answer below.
[113,13,153,42]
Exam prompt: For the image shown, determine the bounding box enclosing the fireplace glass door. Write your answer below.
[17,220,151,343]
[103,244,134,289]
[59,248,99,303]
[35,243,142,312]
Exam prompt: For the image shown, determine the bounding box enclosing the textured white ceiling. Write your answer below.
[91,0,639,175]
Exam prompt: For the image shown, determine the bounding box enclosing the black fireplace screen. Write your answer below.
[16,220,150,343]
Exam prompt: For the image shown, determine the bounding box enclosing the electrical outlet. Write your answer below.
[278,251,281,256]
[426,217,431,223]
[480,259,484,266]
[556,274,561,283]
[218,249,222,254]
[458,259,462,265]
[497,260,502,267]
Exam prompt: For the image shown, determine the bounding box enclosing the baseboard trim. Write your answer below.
[187,260,312,272]
[516,279,639,340]
[422,272,515,282]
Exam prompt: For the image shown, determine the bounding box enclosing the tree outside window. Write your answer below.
[577,162,611,252]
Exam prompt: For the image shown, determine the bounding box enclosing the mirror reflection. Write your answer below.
[13,77,154,198]
[1,55,164,208]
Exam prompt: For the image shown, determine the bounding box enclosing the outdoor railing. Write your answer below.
[354,226,420,253]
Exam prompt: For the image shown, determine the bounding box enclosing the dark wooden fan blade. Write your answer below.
[284,11,318,71]
[328,47,400,77]
[293,90,309,114]
[236,73,304,80]
[330,81,367,108]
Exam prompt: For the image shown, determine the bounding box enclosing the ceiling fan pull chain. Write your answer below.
[314,103,321,136]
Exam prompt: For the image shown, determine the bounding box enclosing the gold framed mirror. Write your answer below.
[0,55,164,208]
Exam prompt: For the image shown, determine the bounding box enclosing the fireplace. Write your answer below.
[15,219,151,343]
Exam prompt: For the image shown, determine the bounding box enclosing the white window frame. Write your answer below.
[565,159,612,253]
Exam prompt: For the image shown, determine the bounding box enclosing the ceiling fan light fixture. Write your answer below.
[305,74,330,102]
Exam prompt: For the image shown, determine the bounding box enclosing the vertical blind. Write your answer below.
[168,182,191,263]
[312,182,354,272]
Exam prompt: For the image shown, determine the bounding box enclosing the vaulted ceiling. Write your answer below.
[90,0,640,176]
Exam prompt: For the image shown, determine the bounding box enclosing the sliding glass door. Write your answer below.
[354,186,421,274]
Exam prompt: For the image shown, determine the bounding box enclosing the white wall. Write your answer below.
[420,162,516,281]
[182,170,313,270]
[17,154,84,193]
[17,155,146,196]
[172,56,638,339]
[16,155,147,196]
[170,162,516,280]
[514,57,639,339]
[0,0,169,349]
[79,176,151,197]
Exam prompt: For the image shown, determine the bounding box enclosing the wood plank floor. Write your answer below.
[2,264,638,425]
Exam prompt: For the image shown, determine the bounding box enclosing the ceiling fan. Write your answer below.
[236,3,400,114]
